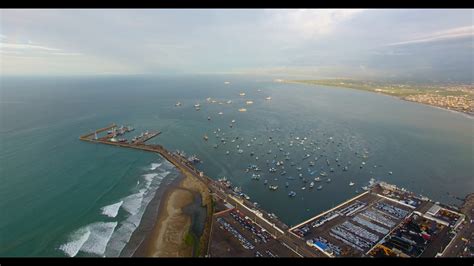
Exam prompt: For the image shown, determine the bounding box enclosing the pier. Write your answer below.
[79,124,468,258]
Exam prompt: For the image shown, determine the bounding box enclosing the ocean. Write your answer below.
[0,75,472,257]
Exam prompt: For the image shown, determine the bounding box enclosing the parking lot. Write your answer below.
[209,208,299,257]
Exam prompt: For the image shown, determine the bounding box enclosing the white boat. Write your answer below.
[349,181,355,186]
[218,111,223,115]
[326,178,332,183]
[309,182,314,188]
[301,187,306,190]
[231,119,236,123]
[238,108,247,112]
[265,96,272,100]
[175,102,182,107]
[239,92,246,96]
[317,185,323,190]
[203,134,208,141]
[194,103,200,108]
[269,185,278,191]
[245,100,254,105]
[224,81,231,84]
[314,177,321,182]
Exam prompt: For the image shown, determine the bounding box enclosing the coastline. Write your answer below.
[283,80,473,118]
[129,162,212,257]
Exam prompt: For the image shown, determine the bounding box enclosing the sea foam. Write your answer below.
[59,222,118,257]
[100,201,123,218]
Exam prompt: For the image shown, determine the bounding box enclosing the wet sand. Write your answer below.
[131,167,212,257]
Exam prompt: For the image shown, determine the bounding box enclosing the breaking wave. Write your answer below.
[59,222,118,257]
[101,201,123,218]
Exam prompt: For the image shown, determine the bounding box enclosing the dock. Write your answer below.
[79,124,468,258]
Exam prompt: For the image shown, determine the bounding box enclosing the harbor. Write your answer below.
[79,123,471,258]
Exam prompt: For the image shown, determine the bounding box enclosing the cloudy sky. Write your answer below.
[1,9,472,82]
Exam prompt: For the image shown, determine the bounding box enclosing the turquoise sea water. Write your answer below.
[0,75,472,257]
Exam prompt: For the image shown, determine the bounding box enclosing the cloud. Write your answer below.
[0,42,61,51]
[387,25,473,46]
[266,9,365,39]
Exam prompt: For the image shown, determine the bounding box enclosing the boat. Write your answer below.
[326,178,332,183]
[239,92,246,96]
[285,182,289,187]
[245,100,254,105]
[349,181,355,186]
[203,134,208,141]
[314,176,321,182]
[265,96,272,100]
[175,102,182,107]
[388,171,393,175]
[238,108,247,112]
[208,116,211,121]
[218,111,223,115]
[317,185,323,190]
[264,180,268,185]
[231,119,236,123]
[288,191,297,197]
[194,103,200,108]
[224,81,231,84]
[187,155,201,164]
[227,100,232,104]
[251,173,260,180]
[320,172,328,177]
[301,186,306,190]
[269,185,278,191]
[309,182,314,188]
[226,151,230,155]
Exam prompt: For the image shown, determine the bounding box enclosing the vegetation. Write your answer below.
[285,79,473,115]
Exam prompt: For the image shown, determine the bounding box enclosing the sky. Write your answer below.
[0,9,473,82]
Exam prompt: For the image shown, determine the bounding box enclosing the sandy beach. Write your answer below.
[131,164,212,257]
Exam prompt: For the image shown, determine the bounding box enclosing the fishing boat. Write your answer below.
[269,185,278,191]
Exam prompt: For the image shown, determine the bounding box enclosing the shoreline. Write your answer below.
[129,162,212,257]
[119,170,185,257]
[283,80,473,118]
